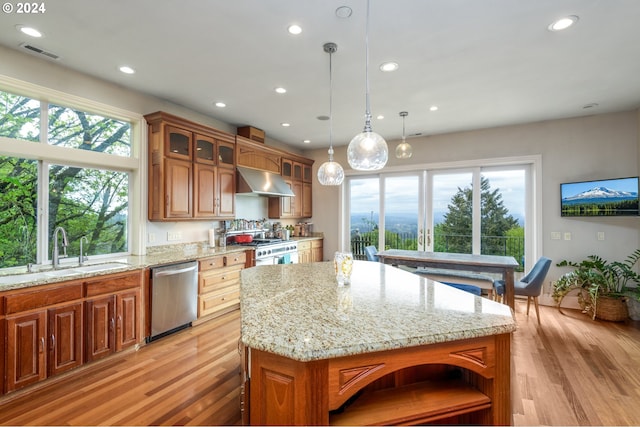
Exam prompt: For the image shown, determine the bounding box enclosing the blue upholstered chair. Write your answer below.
[364,246,379,262]
[494,256,552,323]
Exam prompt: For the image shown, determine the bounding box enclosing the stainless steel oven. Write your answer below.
[251,239,299,266]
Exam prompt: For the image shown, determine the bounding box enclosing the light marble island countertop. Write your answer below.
[240,260,517,362]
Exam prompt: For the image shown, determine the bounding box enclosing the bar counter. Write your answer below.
[240,261,516,426]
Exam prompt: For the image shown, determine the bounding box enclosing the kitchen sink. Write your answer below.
[0,262,131,285]
[42,269,81,278]
[74,262,129,273]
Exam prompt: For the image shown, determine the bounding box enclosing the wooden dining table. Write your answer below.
[376,249,520,310]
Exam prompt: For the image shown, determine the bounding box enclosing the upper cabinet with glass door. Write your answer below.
[144,111,237,221]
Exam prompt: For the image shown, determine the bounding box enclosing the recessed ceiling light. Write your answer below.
[548,15,579,31]
[376,115,384,120]
[335,6,353,19]
[303,139,311,144]
[17,25,42,38]
[119,66,135,74]
[214,102,226,108]
[429,105,439,111]
[379,62,399,72]
[317,115,329,121]
[281,123,291,127]
[275,87,287,94]
[287,24,302,35]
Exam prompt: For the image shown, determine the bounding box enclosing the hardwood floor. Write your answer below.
[1,299,639,426]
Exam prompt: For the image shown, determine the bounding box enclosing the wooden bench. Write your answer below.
[413,267,496,298]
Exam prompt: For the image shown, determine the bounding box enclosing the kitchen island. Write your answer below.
[240,261,517,426]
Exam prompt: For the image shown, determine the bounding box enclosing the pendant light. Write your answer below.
[317,42,345,186]
[347,0,388,171]
[395,111,412,159]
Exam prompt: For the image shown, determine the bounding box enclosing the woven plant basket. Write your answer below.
[594,295,628,322]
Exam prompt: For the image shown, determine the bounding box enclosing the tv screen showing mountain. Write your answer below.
[560,177,639,216]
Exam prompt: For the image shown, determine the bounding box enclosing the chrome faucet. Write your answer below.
[79,236,89,266]
[52,226,69,268]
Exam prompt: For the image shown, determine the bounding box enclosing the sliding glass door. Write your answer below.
[346,163,530,272]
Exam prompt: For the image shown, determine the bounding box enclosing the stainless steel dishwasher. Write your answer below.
[149,260,198,341]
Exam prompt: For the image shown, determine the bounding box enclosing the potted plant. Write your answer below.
[552,249,640,321]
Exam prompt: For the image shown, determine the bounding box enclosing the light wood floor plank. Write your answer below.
[1,300,639,426]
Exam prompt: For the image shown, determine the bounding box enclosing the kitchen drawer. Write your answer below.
[311,239,323,249]
[199,251,247,272]
[200,266,242,294]
[198,287,240,317]
[84,271,142,297]
[5,283,83,314]
[297,241,311,251]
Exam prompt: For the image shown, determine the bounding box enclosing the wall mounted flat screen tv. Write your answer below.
[561,176,639,217]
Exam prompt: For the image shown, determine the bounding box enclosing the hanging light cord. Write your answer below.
[363,0,372,132]
[402,113,406,141]
[328,44,335,161]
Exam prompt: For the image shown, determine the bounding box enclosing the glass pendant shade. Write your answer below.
[317,150,345,185]
[395,141,412,159]
[348,130,388,170]
[395,111,412,159]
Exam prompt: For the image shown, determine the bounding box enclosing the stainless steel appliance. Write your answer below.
[149,260,198,341]
[238,238,299,266]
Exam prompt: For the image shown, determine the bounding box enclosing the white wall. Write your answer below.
[307,111,640,303]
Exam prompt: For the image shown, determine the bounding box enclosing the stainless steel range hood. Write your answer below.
[236,166,295,197]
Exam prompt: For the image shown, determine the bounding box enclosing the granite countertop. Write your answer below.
[240,260,517,362]
[0,243,250,291]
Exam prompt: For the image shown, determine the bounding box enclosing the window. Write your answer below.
[0,88,139,270]
[346,160,536,272]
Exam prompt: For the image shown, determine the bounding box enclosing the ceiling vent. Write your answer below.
[19,42,60,60]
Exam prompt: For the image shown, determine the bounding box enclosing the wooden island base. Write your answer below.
[246,333,511,426]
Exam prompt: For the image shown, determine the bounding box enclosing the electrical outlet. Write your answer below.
[597,231,605,241]
[551,232,561,240]
[167,231,182,241]
[148,233,156,243]
[564,232,571,241]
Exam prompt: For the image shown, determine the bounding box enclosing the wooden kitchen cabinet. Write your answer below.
[3,282,84,393]
[198,251,247,320]
[84,294,114,362]
[236,136,282,174]
[47,302,83,377]
[311,239,324,262]
[5,310,46,392]
[297,239,323,263]
[0,271,143,395]
[165,158,193,219]
[145,111,236,221]
[84,271,142,362]
[297,240,312,264]
[269,156,314,219]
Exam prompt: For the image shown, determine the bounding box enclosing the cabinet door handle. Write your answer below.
[40,337,45,353]
[51,334,55,350]
[110,318,115,331]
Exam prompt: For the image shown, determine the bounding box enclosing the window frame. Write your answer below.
[342,155,542,270]
[0,76,146,268]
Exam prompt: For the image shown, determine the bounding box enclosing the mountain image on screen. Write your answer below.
[561,178,639,216]
[562,186,638,204]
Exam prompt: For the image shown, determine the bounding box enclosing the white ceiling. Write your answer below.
[1,0,640,149]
